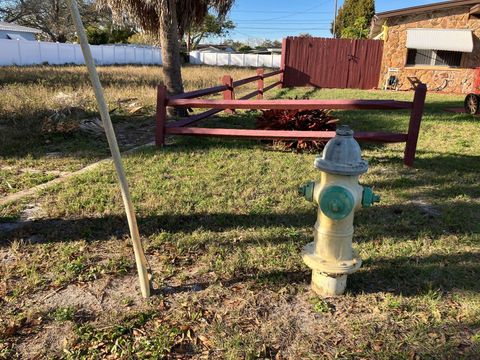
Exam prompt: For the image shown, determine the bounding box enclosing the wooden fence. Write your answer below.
[156,69,427,167]
[282,36,384,90]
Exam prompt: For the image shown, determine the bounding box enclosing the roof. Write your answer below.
[0,21,42,34]
[370,0,480,37]
[376,0,480,19]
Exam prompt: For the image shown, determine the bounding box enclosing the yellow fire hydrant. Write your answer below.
[299,125,380,296]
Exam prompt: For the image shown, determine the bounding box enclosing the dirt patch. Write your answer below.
[15,322,75,359]
[114,119,155,150]
[28,274,146,316]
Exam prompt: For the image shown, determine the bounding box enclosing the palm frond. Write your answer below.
[98,0,235,35]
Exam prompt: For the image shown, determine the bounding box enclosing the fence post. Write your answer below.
[156,85,167,147]
[56,42,61,65]
[404,83,427,167]
[280,38,287,87]
[16,40,22,66]
[222,75,234,114]
[257,68,264,99]
[38,41,42,64]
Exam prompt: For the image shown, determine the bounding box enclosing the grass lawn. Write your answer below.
[1,66,480,359]
[0,65,266,197]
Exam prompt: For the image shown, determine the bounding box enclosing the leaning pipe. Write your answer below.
[67,0,151,297]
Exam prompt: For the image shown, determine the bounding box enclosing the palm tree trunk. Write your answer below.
[158,0,184,97]
[186,31,191,53]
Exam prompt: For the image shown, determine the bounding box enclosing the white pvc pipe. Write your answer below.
[67,0,151,297]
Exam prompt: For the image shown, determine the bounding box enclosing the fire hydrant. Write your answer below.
[298,125,380,296]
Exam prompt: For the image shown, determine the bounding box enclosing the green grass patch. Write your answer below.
[1,68,479,359]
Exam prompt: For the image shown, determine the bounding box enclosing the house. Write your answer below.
[0,21,42,41]
[251,48,282,55]
[370,0,480,93]
[196,45,235,53]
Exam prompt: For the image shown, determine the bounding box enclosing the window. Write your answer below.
[406,49,462,67]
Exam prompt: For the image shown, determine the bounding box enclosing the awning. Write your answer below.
[406,29,473,52]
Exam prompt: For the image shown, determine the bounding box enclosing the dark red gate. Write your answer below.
[282,36,384,90]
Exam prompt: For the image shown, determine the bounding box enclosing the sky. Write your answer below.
[217,0,442,44]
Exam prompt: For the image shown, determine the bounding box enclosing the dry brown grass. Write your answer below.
[0,65,271,196]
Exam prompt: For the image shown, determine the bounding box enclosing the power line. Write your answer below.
[232,19,333,23]
[232,10,330,14]
[236,27,331,30]
[244,1,331,22]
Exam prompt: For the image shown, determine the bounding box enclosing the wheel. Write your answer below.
[464,93,480,115]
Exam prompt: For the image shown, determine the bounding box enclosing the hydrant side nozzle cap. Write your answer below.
[314,125,368,176]
[362,186,381,207]
[299,181,315,202]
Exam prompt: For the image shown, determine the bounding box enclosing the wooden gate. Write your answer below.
[282,37,384,89]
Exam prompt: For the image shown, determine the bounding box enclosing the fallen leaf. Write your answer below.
[198,334,213,348]
[128,106,144,114]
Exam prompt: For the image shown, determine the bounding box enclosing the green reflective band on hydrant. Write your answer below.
[362,186,381,208]
[320,186,355,220]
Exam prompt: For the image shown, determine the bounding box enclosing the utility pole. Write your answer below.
[333,0,338,38]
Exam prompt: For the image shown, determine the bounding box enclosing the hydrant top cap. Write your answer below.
[314,125,368,176]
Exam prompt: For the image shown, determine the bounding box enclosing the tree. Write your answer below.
[237,45,252,53]
[221,39,245,51]
[185,13,235,53]
[0,0,107,42]
[298,33,313,38]
[259,39,282,49]
[128,32,159,46]
[99,0,235,98]
[86,24,136,44]
[340,17,369,39]
[333,0,375,39]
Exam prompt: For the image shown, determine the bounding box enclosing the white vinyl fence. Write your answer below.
[0,39,162,66]
[189,51,281,68]
[0,39,281,68]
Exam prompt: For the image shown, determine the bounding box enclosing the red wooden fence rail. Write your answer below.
[156,68,284,141]
[168,99,414,110]
[156,69,427,167]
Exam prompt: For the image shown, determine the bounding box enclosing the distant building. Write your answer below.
[0,21,42,41]
[252,48,282,55]
[196,45,235,53]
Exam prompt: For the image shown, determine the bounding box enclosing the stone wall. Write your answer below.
[380,6,480,93]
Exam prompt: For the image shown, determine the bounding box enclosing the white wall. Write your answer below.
[0,39,162,66]
[189,51,281,68]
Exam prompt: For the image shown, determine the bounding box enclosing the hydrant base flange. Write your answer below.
[302,242,362,275]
